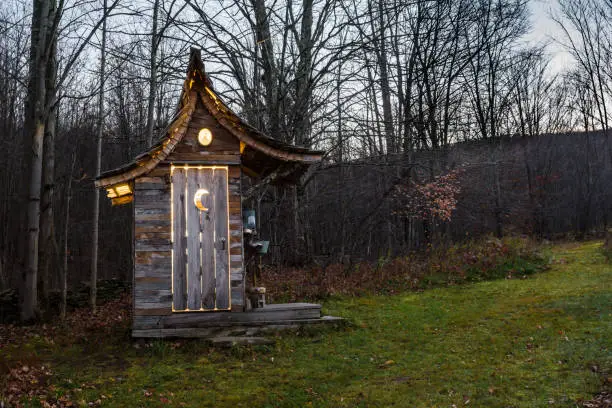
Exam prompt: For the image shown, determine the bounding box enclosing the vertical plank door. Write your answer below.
[172,166,230,311]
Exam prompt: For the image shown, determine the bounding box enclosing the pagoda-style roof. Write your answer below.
[95,48,323,190]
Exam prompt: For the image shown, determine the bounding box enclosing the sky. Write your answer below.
[526,0,575,74]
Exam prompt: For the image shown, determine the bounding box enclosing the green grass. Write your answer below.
[3,241,611,407]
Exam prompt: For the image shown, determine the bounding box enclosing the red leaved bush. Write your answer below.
[393,169,463,222]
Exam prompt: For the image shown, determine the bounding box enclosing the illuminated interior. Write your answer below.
[105,182,132,199]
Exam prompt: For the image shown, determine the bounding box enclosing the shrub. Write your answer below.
[260,236,548,302]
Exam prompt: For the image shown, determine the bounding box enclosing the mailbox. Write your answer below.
[255,240,269,255]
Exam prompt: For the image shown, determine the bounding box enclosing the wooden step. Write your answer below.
[144,303,322,329]
[132,315,344,338]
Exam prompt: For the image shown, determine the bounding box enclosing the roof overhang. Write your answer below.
[96,48,323,192]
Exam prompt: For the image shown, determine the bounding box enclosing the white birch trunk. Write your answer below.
[22,0,53,322]
[145,0,159,147]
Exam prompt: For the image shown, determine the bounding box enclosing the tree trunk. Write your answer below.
[251,0,280,138]
[22,0,54,322]
[293,0,313,146]
[61,149,77,320]
[145,0,159,147]
[39,33,57,309]
[91,0,108,311]
[369,0,395,154]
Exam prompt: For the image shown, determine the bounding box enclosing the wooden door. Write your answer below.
[171,166,230,311]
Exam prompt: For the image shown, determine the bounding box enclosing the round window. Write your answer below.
[198,128,213,146]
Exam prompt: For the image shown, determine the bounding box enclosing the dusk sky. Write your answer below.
[527,0,574,73]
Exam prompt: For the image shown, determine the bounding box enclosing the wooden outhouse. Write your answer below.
[96,49,332,338]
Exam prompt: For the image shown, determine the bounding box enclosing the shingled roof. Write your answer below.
[95,48,323,189]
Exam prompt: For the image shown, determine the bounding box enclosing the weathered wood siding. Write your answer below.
[228,165,244,311]
[133,167,173,320]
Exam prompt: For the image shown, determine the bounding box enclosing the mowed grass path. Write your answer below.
[17,242,612,407]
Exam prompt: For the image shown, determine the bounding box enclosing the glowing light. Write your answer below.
[198,128,213,146]
[115,183,132,196]
[194,188,210,211]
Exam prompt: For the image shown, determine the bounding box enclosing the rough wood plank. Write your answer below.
[135,262,171,278]
[132,316,343,337]
[136,176,166,184]
[135,225,170,234]
[136,219,170,226]
[135,199,171,209]
[134,183,168,191]
[135,251,171,264]
[135,276,169,284]
[200,168,215,310]
[136,208,170,217]
[134,308,172,316]
[135,231,171,240]
[172,168,187,311]
[135,239,172,252]
[134,280,171,291]
[231,288,244,306]
[228,166,241,177]
[186,169,202,310]
[214,168,230,310]
[132,316,162,330]
[166,153,241,162]
[159,303,321,327]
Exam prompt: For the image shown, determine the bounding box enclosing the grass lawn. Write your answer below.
[2,241,610,407]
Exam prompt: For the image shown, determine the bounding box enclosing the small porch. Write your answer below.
[132,303,343,339]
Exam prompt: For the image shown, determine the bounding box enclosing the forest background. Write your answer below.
[0,0,610,320]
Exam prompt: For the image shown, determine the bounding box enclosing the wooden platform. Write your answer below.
[132,303,343,338]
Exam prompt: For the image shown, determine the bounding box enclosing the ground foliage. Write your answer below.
[0,241,610,407]
[261,236,547,303]
[0,294,131,407]
[0,280,130,325]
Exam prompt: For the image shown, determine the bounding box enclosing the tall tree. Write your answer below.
[22,0,57,321]
[91,0,109,312]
